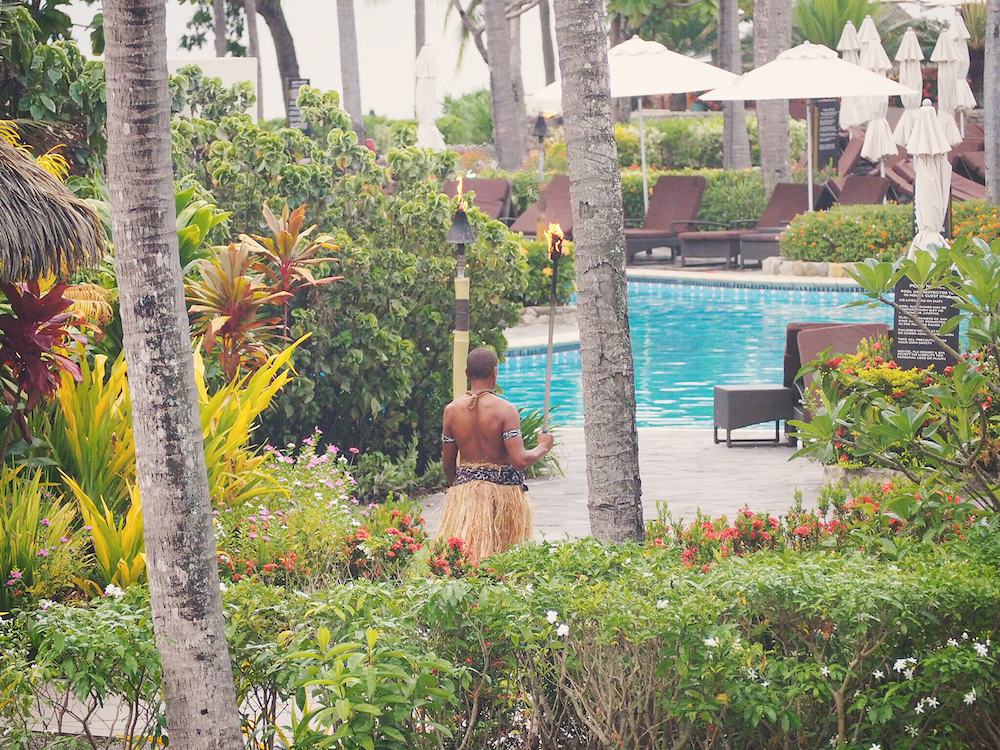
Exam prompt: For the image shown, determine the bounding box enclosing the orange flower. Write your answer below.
[542,267,553,277]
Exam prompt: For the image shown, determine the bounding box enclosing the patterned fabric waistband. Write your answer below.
[454,463,527,489]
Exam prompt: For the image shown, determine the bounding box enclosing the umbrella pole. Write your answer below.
[806,100,814,212]
[639,99,649,216]
[960,111,965,139]
[542,252,559,433]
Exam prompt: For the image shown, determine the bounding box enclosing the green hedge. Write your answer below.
[779,203,914,262]
[622,167,768,226]
[519,237,575,307]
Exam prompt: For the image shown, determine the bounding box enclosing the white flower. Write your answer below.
[962,631,969,639]
[656,599,669,609]
[948,638,959,647]
[546,610,558,624]
[893,658,908,672]
[219,582,228,593]
[973,642,989,657]
[745,668,758,680]
[870,744,881,750]
[704,637,719,648]
[760,680,769,688]
[821,666,830,677]
[525,583,533,593]
[104,584,125,599]
[556,623,570,637]
[38,599,55,611]
[914,703,925,714]
[904,668,915,680]
[905,725,918,737]
[872,669,884,679]
[926,696,939,708]
[964,688,977,704]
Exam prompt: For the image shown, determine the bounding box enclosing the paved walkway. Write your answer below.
[421,427,821,539]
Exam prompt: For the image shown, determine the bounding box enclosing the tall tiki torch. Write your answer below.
[542,223,564,432]
[447,177,477,400]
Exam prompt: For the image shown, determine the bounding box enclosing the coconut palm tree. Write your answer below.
[484,0,524,168]
[213,0,227,54]
[337,0,365,139]
[102,0,244,746]
[987,0,999,203]
[552,0,643,541]
[718,0,751,168]
[755,0,792,196]
[244,0,264,121]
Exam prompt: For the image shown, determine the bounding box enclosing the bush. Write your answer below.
[953,200,1000,243]
[519,237,575,307]
[436,89,493,145]
[621,167,767,226]
[780,203,914,262]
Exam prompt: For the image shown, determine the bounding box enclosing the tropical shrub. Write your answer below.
[793,0,885,49]
[952,200,1000,243]
[621,167,767,226]
[780,203,915,262]
[340,497,428,581]
[794,238,1000,510]
[65,479,147,590]
[519,237,575,307]
[436,88,493,145]
[426,535,478,578]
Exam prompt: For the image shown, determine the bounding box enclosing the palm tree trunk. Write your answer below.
[336,0,366,139]
[719,0,751,169]
[539,0,556,85]
[509,15,525,118]
[248,0,300,120]
[102,1,243,748]
[415,0,425,57]
[552,0,643,542]
[754,0,791,195]
[213,0,227,55]
[484,0,524,168]
[244,0,263,121]
[986,0,1000,203]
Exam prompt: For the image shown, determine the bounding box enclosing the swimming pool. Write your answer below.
[499,279,891,428]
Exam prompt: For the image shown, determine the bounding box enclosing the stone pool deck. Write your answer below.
[420,426,820,539]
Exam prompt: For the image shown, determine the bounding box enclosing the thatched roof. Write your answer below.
[0,137,107,282]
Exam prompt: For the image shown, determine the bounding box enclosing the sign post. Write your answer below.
[891,277,959,371]
[813,98,840,172]
[287,77,310,131]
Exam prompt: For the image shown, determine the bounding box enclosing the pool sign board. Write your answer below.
[287,78,310,131]
[892,277,959,371]
[813,99,840,170]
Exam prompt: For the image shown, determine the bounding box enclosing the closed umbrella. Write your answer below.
[837,21,868,129]
[906,99,952,257]
[893,28,924,148]
[930,31,964,146]
[702,42,919,211]
[949,12,977,132]
[414,45,445,149]
[525,37,737,214]
[859,38,897,174]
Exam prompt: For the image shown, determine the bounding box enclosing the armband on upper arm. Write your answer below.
[502,428,522,441]
[441,434,456,444]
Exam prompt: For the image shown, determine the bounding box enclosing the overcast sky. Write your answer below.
[68,0,551,120]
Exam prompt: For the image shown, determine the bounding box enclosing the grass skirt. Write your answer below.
[438,463,534,561]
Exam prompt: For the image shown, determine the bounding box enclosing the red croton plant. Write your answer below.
[0,281,85,456]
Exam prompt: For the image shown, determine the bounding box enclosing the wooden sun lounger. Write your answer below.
[624,175,707,262]
[510,175,573,238]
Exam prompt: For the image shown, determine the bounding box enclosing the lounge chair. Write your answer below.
[953,151,985,184]
[442,178,514,224]
[889,161,985,202]
[822,175,891,206]
[510,175,573,238]
[624,175,707,262]
[678,183,820,270]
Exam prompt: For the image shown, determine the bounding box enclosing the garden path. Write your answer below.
[421,427,822,539]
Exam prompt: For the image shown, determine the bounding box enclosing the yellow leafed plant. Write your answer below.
[64,476,146,589]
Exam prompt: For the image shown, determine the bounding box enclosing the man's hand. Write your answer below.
[537,432,554,453]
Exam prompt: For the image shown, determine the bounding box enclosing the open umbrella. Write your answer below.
[414,46,445,149]
[701,42,919,211]
[949,12,977,132]
[906,99,952,257]
[524,36,737,214]
[837,20,868,129]
[859,37,897,174]
[930,31,965,146]
[893,28,924,147]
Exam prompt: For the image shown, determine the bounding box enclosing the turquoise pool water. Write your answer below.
[499,280,891,428]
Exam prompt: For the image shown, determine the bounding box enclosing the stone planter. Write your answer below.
[761,257,856,279]
[822,465,905,489]
[520,304,577,327]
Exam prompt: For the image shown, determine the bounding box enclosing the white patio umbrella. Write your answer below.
[859,38,897,174]
[930,31,965,146]
[414,46,445,149]
[701,42,919,211]
[523,36,737,213]
[837,20,868,129]
[893,28,924,147]
[949,12,977,132]
[906,99,953,257]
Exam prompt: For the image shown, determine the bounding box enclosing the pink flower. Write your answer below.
[40,518,51,526]
[60,537,69,543]
[349,447,360,454]
[37,549,49,556]
[328,445,339,454]
[248,532,258,539]
[10,571,22,579]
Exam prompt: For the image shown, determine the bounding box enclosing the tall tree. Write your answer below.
[755,0,791,195]
[509,14,525,117]
[539,0,556,85]
[244,0,263,121]
[416,0,425,56]
[483,0,524,168]
[552,0,643,541]
[102,0,244,747]
[213,0,227,55]
[336,0,366,139]
[718,0,751,169]
[987,0,999,203]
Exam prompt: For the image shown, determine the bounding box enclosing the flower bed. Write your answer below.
[780,204,914,263]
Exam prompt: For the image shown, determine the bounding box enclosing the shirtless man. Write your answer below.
[437,347,554,560]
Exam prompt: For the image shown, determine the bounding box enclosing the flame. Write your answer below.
[456,175,468,211]
[544,223,565,260]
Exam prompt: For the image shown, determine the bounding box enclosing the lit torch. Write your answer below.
[541,222,565,432]
[447,175,477,400]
